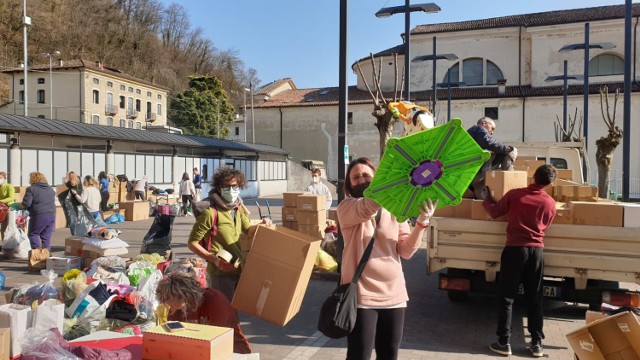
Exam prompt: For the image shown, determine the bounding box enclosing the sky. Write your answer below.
[159,0,637,89]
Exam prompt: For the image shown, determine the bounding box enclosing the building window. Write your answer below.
[119,96,125,109]
[107,93,114,107]
[157,94,162,100]
[128,120,133,128]
[18,91,24,104]
[127,97,133,112]
[444,58,504,86]
[147,91,152,97]
[235,127,240,136]
[136,122,142,129]
[136,89,141,95]
[590,54,624,76]
[157,103,162,116]
[485,107,499,120]
[37,115,45,119]
[37,78,45,84]
[128,87,133,93]
[37,90,45,104]
[119,119,126,127]
[92,115,99,124]
[107,117,113,126]
[120,84,125,91]
[93,90,100,104]
[347,112,353,125]
[93,78,99,85]
[135,99,141,112]
[107,81,113,88]
[19,79,24,85]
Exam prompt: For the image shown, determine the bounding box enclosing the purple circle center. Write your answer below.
[410,160,443,187]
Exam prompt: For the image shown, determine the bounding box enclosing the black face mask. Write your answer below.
[350,182,370,198]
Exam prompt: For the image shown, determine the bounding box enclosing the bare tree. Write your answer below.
[355,53,405,157]
[554,108,582,142]
[595,86,623,199]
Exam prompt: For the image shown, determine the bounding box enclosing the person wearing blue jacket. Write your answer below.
[467,117,516,199]
[22,172,56,250]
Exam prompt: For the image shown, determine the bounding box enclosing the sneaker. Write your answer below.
[529,343,543,358]
[489,342,512,356]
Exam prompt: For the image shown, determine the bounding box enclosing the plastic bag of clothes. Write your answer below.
[65,281,117,325]
[2,210,31,259]
[105,212,125,224]
[20,327,81,360]
[59,190,100,236]
[61,270,88,308]
[140,213,174,256]
[13,270,62,306]
[315,249,338,272]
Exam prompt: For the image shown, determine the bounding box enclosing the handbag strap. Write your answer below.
[350,211,382,284]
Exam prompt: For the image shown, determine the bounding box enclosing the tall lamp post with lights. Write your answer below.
[545,60,584,133]
[412,37,457,115]
[376,2,440,101]
[43,51,60,119]
[243,87,250,142]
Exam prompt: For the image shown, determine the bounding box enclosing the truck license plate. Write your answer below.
[518,285,561,298]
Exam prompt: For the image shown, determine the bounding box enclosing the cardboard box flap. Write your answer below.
[250,226,320,268]
[145,323,232,341]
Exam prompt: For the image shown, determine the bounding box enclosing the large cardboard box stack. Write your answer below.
[554,184,598,202]
[13,186,27,203]
[118,201,150,221]
[296,194,327,239]
[485,170,528,201]
[143,323,233,360]
[569,201,624,227]
[232,226,321,326]
[512,158,545,179]
[566,311,640,360]
[281,192,308,231]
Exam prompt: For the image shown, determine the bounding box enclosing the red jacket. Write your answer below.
[483,184,556,247]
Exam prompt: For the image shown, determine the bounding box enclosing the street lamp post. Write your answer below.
[412,36,457,115]
[43,51,60,119]
[545,60,584,133]
[559,23,615,150]
[250,83,255,143]
[436,73,465,123]
[23,0,31,117]
[243,87,250,142]
[376,2,440,101]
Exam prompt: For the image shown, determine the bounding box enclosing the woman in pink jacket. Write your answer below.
[337,157,437,360]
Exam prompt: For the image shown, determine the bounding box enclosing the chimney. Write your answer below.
[96,61,103,70]
[497,79,507,96]
[58,59,64,66]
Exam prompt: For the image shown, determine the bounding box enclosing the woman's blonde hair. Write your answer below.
[29,172,48,185]
[83,175,98,187]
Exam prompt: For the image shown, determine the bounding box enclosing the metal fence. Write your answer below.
[591,169,640,200]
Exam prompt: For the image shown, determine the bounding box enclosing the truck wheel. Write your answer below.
[447,290,468,301]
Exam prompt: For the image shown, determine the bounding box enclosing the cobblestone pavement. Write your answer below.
[0,198,601,359]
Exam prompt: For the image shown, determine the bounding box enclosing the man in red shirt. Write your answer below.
[483,164,557,358]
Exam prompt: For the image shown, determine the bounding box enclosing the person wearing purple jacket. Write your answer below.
[21,172,56,251]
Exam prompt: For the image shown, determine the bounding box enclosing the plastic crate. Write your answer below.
[364,118,490,222]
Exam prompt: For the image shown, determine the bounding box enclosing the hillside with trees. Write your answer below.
[0,0,259,132]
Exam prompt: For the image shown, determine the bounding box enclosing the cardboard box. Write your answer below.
[485,170,528,201]
[13,186,27,203]
[64,236,84,257]
[297,224,325,239]
[433,205,454,218]
[118,201,150,221]
[620,203,640,228]
[327,208,338,222]
[295,209,326,225]
[296,194,327,211]
[566,311,640,360]
[0,328,9,360]
[452,198,473,218]
[553,203,573,225]
[556,169,574,181]
[46,256,83,275]
[282,221,298,231]
[470,200,506,221]
[143,323,233,360]
[282,207,297,222]
[569,201,624,227]
[283,192,309,208]
[0,304,34,357]
[232,226,321,326]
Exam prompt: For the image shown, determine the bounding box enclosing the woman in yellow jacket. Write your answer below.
[0,171,15,243]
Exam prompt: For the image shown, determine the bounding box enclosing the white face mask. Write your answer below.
[312,176,319,184]
[221,187,240,204]
[0,178,4,185]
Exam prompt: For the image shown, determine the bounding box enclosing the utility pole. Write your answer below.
[23,0,30,116]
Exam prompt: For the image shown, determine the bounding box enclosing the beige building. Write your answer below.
[1,59,168,129]
[251,4,640,196]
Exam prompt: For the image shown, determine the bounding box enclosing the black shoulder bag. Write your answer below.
[317,212,381,339]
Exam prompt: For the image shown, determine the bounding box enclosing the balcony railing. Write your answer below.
[145,112,156,122]
[105,104,117,115]
[126,109,138,119]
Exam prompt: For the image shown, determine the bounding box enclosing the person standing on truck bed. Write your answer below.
[467,117,517,199]
[483,164,557,358]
